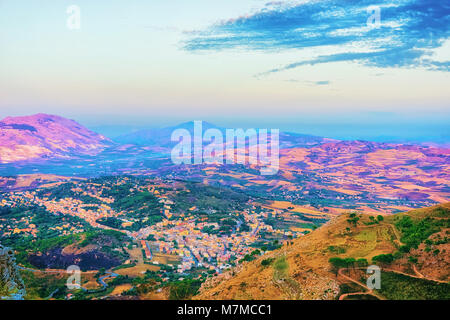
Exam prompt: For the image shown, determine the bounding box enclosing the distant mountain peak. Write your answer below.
[172,120,220,129]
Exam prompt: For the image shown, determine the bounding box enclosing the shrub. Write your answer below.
[372,254,394,264]
[261,258,275,267]
[395,216,440,249]
[356,258,369,267]
[399,245,410,253]
[408,256,418,264]
[169,279,202,300]
[328,257,357,273]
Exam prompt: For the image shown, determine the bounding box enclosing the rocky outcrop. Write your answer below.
[0,244,26,300]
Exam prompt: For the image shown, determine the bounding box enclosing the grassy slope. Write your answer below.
[195,203,450,300]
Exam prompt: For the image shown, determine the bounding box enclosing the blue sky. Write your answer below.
[0,0,449,142]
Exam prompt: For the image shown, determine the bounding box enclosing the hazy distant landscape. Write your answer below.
[0,113,448,300]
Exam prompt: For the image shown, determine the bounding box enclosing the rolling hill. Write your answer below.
[195,203,450,300]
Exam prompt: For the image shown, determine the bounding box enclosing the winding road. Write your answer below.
[337,266,449,300]
[18,265,119,297]
[337,268,385,300]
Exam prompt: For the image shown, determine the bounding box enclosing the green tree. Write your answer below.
[372,254,394,265]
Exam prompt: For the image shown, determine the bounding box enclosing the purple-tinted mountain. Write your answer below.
[0,114,113,163]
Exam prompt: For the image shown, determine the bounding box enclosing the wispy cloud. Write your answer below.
[314,80,331,85]
[183,0,450,74]
[285,79,331,85]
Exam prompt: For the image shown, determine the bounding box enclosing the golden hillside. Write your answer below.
[195,203,450,300]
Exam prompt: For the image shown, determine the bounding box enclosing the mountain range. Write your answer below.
[0,114,330,163]
[0,114,448,210]
[114,121,329,149]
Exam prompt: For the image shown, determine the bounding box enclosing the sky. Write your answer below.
[0,0,449,142]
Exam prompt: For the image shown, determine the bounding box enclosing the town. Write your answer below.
[0,176,308,278]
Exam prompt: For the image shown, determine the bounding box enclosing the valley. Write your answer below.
[0,114,448,300]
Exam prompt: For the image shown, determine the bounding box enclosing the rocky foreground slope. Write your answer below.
[0,244,26,300]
